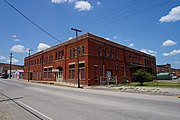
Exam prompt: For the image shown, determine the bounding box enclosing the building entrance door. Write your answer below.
[30,72,33,80]
[57,71,63,82]
[107,71,112,78]
[56,67,63,82]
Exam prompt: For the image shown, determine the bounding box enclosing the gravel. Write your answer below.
[87,86,180,96]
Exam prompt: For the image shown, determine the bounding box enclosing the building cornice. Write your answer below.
[25,32,155,60]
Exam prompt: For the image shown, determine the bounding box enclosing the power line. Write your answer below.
[1,0,176,44]
[2,0,62,43]
[76,0,143,29]
[58,0,141,39]
[83,0,154,29]
[81,0,156,30]
[84,0,173,32]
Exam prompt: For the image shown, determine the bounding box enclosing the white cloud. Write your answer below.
[74,1,92,11]
[51,0,76,4]
[128,43,134,47]
[51,0,93,11]
[12,34,20,42]
[37,43,51,52]
[52,0,67,4]
[68,0,76,3]
[97,2,101,6]
[7,58,19,63]
[12,34,17,39]
[162,39,177,46]
[140,49,157,56]
[162,49,180,56]
[175,61,180,64]
[112,36,119,39]
[0,56,7,60]
[10,45,25,53]
[14,39,20,42]
[159,6,180,23]
[105,37,110,40]
[68,37,73,40]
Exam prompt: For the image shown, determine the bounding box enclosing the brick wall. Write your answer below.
[24,33,156,86]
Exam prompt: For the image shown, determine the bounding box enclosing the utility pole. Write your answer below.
[9,53,12,79]
[28,49,32,81]
[71,28,82,88]
[123,48,127,83]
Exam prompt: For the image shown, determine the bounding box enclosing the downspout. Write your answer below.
[41,54,44,81]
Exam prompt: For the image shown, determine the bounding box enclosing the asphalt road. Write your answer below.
[0,79,180,120]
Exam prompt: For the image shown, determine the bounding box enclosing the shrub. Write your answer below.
[133,70,153,86]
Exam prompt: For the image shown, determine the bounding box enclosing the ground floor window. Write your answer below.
[44,68,47,79]
[39,70,42,79]
[33,71,38,80]
[69,64,75,80]
[48,68,52,80]
[80,68,85,80]
[79,63,85,80]
[94,66,98,80]
[36,71,38,79]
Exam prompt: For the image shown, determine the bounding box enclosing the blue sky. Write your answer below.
[0,0,180,69]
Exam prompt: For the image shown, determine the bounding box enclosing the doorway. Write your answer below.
[30,72,33,80]
[56,67,63,82]
[107,70,112,78]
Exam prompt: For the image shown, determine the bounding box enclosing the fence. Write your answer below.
[100,76,118,85]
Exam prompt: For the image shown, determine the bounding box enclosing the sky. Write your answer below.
[0,0,180,69]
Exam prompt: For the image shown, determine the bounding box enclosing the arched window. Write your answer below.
[82,45,85,55]
[73,48,75,57]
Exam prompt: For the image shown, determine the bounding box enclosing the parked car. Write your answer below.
[1,74,9,79]
[172,76,178,79]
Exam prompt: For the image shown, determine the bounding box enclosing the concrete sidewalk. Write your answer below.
[17,79,82,88]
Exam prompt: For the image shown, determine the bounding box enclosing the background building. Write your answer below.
[156,63,180,77]
[156,64,172,73]
[0,63,24,79]
[24,33,156,86]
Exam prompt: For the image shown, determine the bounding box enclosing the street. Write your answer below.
[0,79,180,120]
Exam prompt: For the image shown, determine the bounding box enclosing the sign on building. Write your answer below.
[52,69,59,72]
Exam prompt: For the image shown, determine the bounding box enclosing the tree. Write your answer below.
[133,70,153,86]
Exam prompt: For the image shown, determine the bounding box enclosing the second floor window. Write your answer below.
[73,48,75,57]
[82,45,85,55]
[98,47,102,56]
[61,50,64,59]
[70,49,73,58]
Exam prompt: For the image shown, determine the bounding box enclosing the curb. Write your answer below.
[30,80,79,88]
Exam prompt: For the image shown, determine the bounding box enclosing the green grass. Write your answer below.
[119,81,180,88]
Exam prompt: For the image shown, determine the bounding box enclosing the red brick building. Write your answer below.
[156,64,171,73]
[24,33,156,86]
[157,63,180,77]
